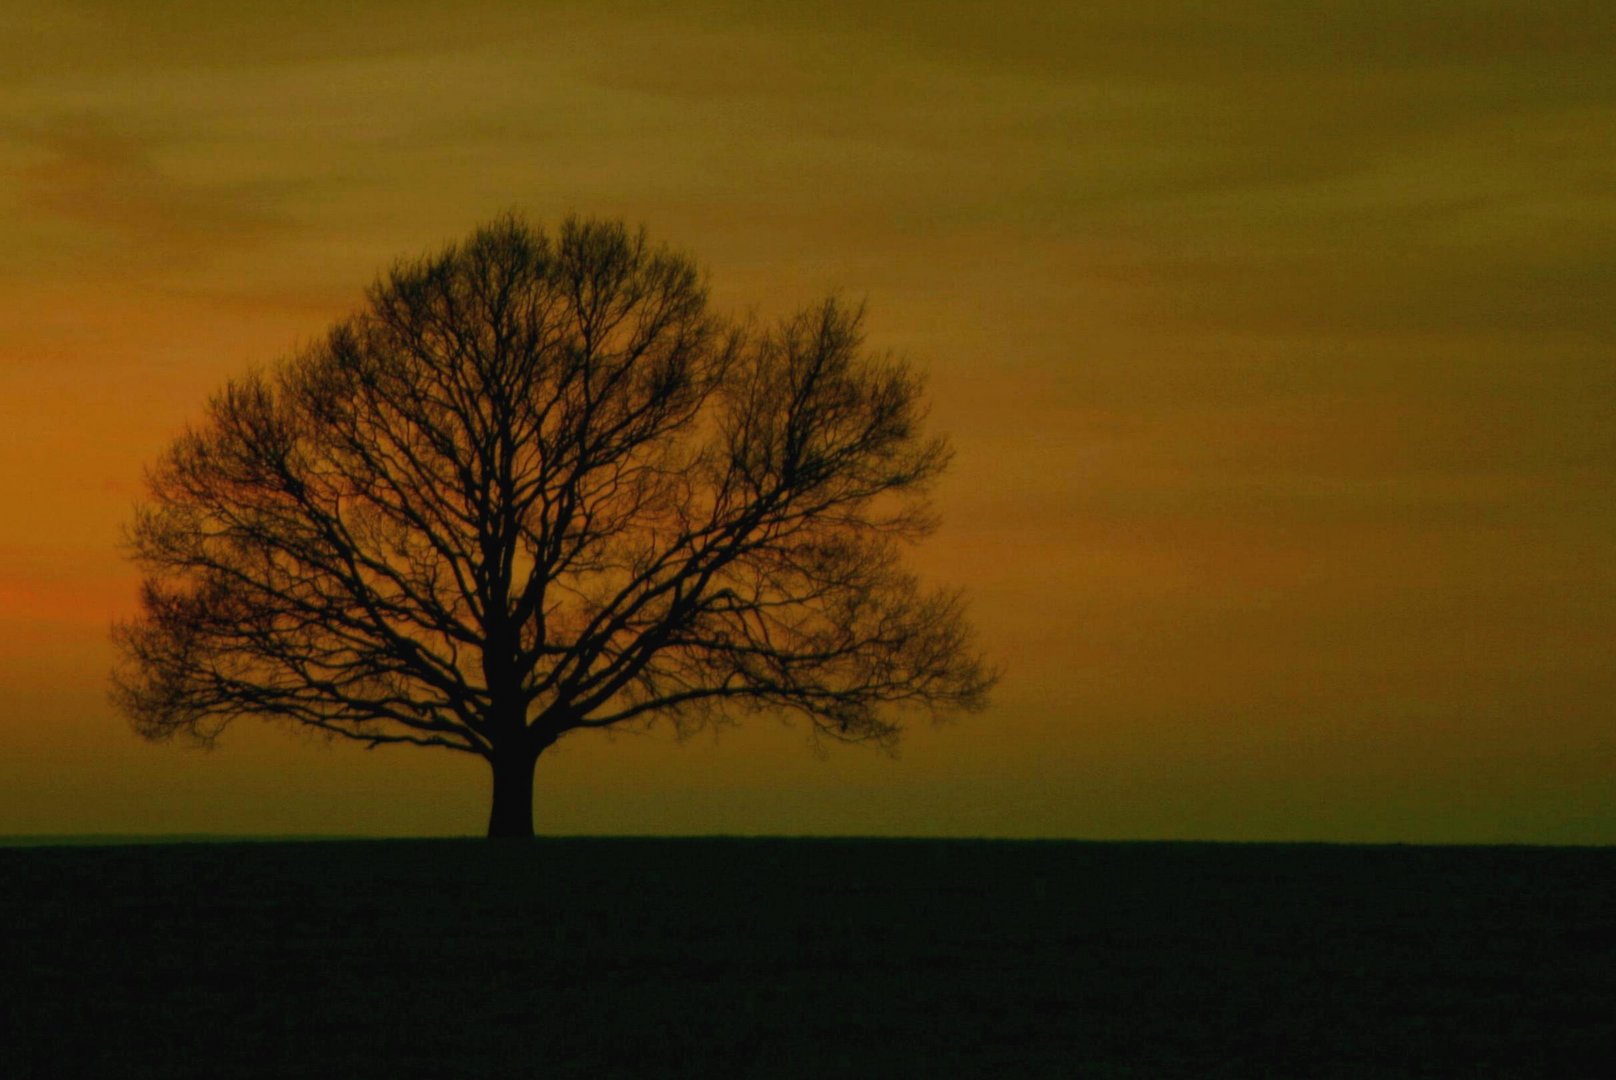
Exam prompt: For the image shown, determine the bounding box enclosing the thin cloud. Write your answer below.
[10,118,288,269]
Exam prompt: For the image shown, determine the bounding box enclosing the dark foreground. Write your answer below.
[2,839,1612,1078]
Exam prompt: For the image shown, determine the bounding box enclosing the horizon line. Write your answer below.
[3,833,1611,851]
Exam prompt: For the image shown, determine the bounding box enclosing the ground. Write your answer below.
[2,838,1612,1077]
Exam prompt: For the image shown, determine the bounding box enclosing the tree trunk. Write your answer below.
[486,748,538,839]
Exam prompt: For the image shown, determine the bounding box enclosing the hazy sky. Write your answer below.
[2,1,1612,841]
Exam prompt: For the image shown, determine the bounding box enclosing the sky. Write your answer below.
[1,1,1612,842]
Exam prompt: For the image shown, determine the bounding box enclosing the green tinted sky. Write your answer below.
[1,1,1612,840]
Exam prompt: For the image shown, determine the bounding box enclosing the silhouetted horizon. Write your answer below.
[6,836,1613,1076]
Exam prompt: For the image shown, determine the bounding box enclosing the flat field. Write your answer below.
[2,838,1611,1077]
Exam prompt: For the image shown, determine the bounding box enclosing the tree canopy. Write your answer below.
[113,215,993,836]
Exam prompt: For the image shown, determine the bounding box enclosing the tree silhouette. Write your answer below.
[112,216,993,837]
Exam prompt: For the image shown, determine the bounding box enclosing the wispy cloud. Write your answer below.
[11,120,286,259]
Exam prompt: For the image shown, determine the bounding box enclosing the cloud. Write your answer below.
[6,119,287,271]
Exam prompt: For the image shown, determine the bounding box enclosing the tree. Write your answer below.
[112,215,993,837]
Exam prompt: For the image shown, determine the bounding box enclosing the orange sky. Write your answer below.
[2,1,1613,841]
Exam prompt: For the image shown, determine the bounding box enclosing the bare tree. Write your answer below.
[112,215,993,837]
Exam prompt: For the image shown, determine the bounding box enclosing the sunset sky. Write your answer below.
[2,1,1612,842]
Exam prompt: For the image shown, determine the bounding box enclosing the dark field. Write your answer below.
[2,839,1612,1078]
